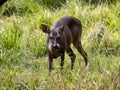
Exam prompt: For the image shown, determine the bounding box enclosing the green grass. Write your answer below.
[0,0,120,89]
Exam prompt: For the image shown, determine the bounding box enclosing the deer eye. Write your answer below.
[50,37,53,40]
[57,36,60,40]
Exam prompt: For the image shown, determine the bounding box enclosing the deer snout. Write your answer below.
[53,44,58,49]
[53,43,60,49]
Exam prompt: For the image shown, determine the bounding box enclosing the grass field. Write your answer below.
[0,0,120,89]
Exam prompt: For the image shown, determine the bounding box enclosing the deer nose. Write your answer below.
[53,44,58,49]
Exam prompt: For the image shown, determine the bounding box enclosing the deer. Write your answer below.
[41,16,88,73]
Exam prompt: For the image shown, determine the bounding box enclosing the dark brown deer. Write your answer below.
[41,16,88,73]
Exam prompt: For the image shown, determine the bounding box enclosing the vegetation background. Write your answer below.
[0,0,120,89]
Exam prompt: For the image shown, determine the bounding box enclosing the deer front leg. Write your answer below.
[48,55,53,74]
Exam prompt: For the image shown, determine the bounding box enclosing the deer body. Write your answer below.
[42,16,88,73]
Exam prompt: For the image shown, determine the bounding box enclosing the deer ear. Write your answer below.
[41,24,50,34]
[58,25,65,32]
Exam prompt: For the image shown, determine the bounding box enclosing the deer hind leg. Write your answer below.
[66,47,76,70]
[73,40,88,66]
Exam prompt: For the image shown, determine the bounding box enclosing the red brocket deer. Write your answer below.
[41,16,88,73]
